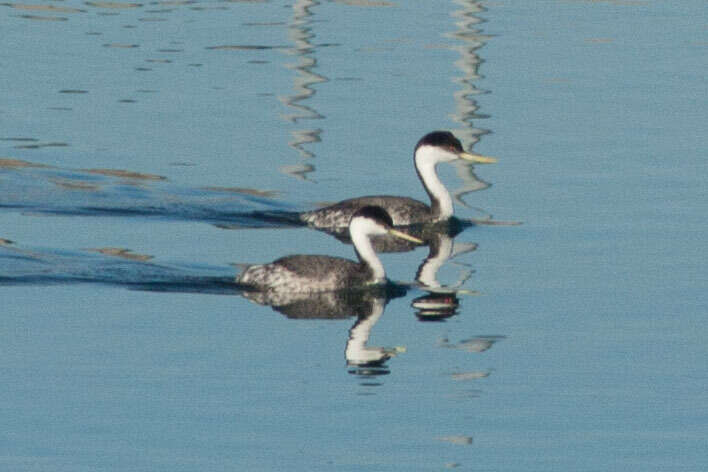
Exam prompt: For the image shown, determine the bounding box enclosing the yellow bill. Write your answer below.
[388,229,424,244]
[459,151,497,164]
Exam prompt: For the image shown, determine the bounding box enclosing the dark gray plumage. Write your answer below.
[299,196,432,228]
[238,254,373,293]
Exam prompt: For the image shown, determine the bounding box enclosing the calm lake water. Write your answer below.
[2,0,707,470]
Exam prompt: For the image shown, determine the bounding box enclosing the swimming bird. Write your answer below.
[298,131,496,229]
[237,206,422,293]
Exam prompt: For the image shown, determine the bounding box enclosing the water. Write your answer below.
[2,0,707,470]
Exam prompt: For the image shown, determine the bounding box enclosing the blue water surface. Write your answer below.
[2,0,707,471]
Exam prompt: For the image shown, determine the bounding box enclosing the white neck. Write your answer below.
[350,219,386,283]
[415,147,454,219]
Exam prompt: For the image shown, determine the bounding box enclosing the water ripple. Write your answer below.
[84,1,144,9]
[0,162,301,227]
[0,242,238,294]
[16,14,68,21]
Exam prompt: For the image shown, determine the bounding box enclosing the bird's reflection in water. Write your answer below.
[241,284,407,379]
[238,222,481,382]
[278,0,328,181]
[412,229,478,322]
[345,292,405,378]
[235,196,494,383]
[412,292,460,322]
[322,216,471,253]
[447,0,495,212]
[236,206,417,380]
[414,230,477,289]
[317,215,479,321]
[240,284,403,321]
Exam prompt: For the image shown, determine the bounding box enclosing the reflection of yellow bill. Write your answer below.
[388,229,423,244]
[459,152,497,164]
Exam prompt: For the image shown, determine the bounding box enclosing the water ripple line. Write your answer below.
[0,162,303,228]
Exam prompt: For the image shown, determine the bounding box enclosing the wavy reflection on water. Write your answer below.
[278,0,329,180]
[447,0,495,209]
[439,334,505,353]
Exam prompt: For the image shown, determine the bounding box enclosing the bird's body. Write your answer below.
[238,254,371,293]
[300,196,431,228]
[237,206,422,293]
[298,131,495,229]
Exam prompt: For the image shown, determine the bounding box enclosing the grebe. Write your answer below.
[237,206,422,293]
[298,131,496,229]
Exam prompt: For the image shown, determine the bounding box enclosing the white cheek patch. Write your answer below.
[415,145,458,166]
